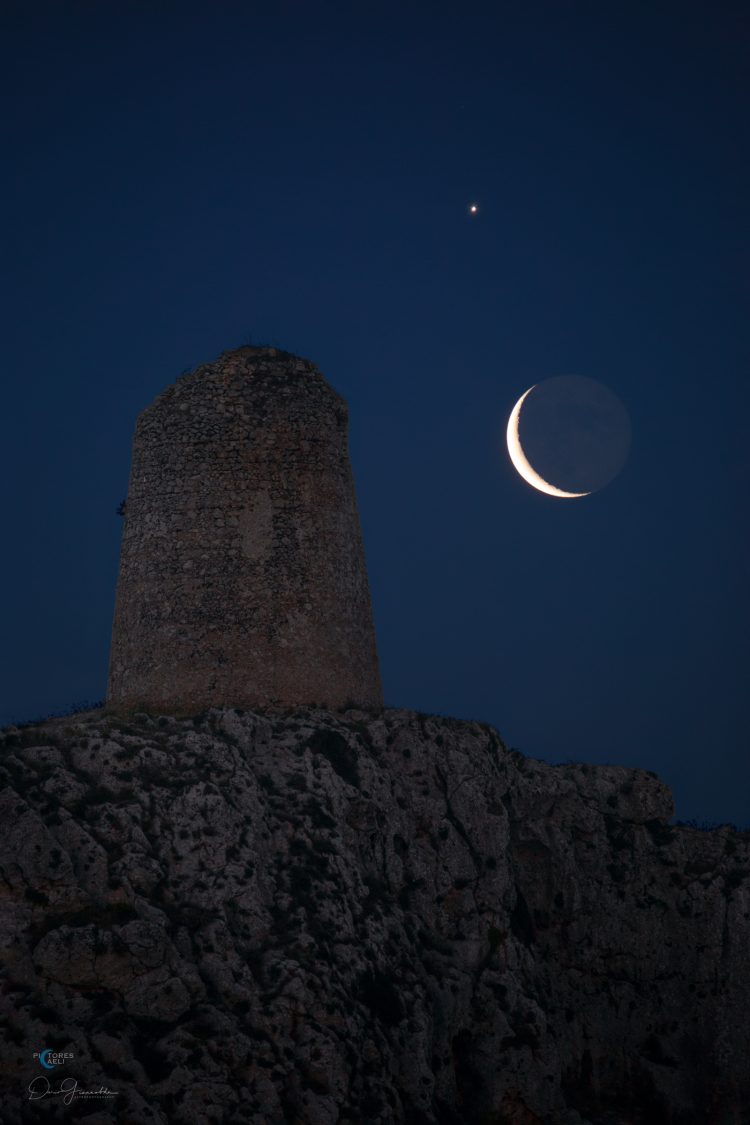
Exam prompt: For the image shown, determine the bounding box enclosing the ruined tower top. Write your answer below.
[107,345,383,713]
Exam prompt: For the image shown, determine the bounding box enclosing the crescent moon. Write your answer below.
[506,386,590,499]
[40,1049,54,1070]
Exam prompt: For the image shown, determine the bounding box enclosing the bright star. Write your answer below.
[468,203,479,215]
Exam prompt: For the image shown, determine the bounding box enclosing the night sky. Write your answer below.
[2,2,747,826]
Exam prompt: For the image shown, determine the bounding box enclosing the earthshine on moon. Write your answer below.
[506,387,590,498]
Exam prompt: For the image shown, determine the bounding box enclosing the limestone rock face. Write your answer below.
[1,708,748,1123]
[107,347,382,712]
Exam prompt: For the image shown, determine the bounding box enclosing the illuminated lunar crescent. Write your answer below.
[506,386,590,499]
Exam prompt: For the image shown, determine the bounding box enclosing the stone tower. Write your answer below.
[107,346,382,713]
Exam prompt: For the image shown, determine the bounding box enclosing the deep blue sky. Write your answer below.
[2,1,747,824]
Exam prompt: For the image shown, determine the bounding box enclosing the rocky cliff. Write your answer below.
[1,707,748,1124]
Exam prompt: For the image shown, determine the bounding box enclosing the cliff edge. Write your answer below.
[1,708,748,1123]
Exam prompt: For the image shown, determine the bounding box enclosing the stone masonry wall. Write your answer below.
[107,347,382,712]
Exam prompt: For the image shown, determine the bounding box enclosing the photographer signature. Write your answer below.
[28,1076,117,1104]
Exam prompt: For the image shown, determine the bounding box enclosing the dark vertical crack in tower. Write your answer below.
[107,346,383,711]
